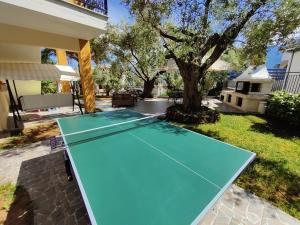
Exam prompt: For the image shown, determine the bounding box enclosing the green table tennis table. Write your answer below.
[57,109,255,225]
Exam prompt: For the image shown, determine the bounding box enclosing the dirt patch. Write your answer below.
[0,122,60,150]
[0,200,8,225]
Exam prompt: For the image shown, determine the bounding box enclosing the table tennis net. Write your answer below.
[62,114,161,146]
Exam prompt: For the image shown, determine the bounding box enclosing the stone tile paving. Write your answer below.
[96,98,174,114]
[201,185,300,225]
[96,97,243,114]
[0,142,299,225]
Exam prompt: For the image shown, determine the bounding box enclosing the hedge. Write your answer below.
[166,104,220,124]
[266,91,300,127]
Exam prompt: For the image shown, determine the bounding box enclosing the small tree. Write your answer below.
[162,72,183,92]
[96,23,167,98]
[125,0,300,112]
[93,61,123,96]
[41,80,58,94]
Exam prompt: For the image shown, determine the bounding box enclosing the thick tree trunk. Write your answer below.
[105,85,110,96]
[143,80,155,98]
[182,76,202,112]
[177,61,203,112]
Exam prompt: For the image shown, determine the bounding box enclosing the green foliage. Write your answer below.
[93,22,166,87]
[41,80,57,94]
[242,0,300,64]
[124,0,300,66]
[161,72,183,91]
[41,48,56,64]
[125,0,300,111]
[90,35,110,64]
[201,71,228,96]
[123,72,143,90]
[221,48,247,71]
[0,183,16,211]
[93,62,123,96]
[266,91,300,126]
[166,104,220,124]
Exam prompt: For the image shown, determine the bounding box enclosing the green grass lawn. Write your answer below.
[185,114,300,219]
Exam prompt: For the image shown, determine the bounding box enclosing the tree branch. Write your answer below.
[151,70,166,82]
[128,60,147,81]
[128,47,149,78]
[158,28,185,43]
[200,0,267,73]
[201,0,212,31]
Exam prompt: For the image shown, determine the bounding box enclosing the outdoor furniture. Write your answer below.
[19,93,73,111]
[112,93,135,107]
[168,90,183,103]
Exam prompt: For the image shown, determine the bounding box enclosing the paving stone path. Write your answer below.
[0,142,299,225]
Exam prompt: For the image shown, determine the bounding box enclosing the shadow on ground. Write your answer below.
[4,151,90,225]
[183,125,225,142]
[249,117,300,139]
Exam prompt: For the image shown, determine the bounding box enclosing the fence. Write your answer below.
[73,0,108,15]
[268,69,286,92]
[282,72,300,94]
[268,69,300,94]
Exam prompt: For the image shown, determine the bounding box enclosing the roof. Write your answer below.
[234,65,272,82]
[0,62,80,81]
[210,59,233,71]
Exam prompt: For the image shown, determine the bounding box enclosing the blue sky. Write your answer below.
[108,0,131,24]
[266,46,282,69]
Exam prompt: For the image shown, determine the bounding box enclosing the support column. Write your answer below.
[56,49,71,93]
[78,39,95,113]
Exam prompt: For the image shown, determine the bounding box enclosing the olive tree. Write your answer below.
[99,23,167,98]
[124,0,300,112]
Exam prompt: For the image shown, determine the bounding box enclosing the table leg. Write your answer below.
[64,150,73,181]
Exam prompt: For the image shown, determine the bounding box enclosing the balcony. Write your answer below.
[72,0,108,15]
[0,0,108,51]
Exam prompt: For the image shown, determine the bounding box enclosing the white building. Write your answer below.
[220,65,273,113]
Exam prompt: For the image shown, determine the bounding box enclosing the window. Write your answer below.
[236,97,243,107]
[236,82,250,94]
[220,95,224,101]
[227,94,232,103]
[250,83,261,92]
[236,82,244,91]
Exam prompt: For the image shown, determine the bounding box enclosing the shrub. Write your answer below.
[41,80,57,94]
[166,104,220,124]
[266,91,300,126]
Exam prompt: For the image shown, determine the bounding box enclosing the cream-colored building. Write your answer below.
[0,0,108,132]
[220,65,273,113]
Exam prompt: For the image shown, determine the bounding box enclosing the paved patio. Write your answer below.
[96,97,243,114]
[0,98,299,225]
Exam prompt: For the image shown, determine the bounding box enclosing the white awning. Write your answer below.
[0,62,80,81]
[234,65,273,82]
[164,58,233,72]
